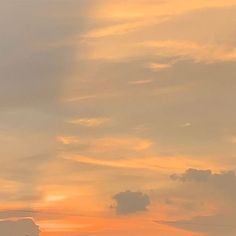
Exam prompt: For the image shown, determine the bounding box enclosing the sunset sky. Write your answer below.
[1,0,236,235]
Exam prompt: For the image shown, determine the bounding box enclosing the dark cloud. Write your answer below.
[166,169,236,235]
[113,190,150,215]
[170,168,212,182]
[0,219,39,236]
[171,168,236,189]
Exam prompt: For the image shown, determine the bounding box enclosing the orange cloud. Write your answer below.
[140,40,236,63]
[57,135,153,152]
[146,62,173,71]
[64,154,223,173]
[67,117,111,127]
[56,136,80,145]
[94,137,152,151]
[90,0,236,20]
[79,0,236,64]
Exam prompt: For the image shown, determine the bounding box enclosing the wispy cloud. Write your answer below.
[57,135,153,152]
[129,79,153,85]
[64,95,98,103]
[140,40,236,63]
[67,117,111,127]
[146,63,173,71]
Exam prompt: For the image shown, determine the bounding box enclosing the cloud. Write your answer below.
[0,209,35,219]
[80,37,236,63]
[82,20,153,39]
[0,219,39,236]
[158,214,236,236]
[113,190,150,215]
[129,79,153,85]
[146,63,173,71]
[1,1,236,234]
[163,169,236,235]
[93,137,152,152]
[171,168,212,182]
[80,1,236,63]
[58,135,153,153]
[67,117,111,127]
[0,0,92,208]
[171,168,236,187]
[170,169,236,207]
[64,95,98,103]
[180,122,192,128]
[57,136,80,145]
[0,208,66,221]
[90,0,236,20]
[140,40,236,63]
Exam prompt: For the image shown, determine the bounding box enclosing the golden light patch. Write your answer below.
[56,136,80,145]
[45,195,67,202]
[146,63,173,71]
[94,136,153,151]
[67,117,111,127]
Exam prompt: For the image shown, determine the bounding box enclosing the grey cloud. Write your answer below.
[0,209,35,220]
[171,168,212,182]
[158,214,236,236]
[0,0,90,205]
[170,169,236,202]
[0,219,39,236]
[0,208,64,221]
[171,169,236,188]
[166,169,236,235]
[0,1,92,110]
[113,190,150,215]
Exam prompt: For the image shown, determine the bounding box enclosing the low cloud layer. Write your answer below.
[162,169,236,235]
[171,168,212,182]
[0,219,39,236]
[113,190,150,215]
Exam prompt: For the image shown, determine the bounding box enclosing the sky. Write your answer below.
[1,0,236,235]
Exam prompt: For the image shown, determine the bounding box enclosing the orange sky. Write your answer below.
[1,0,236,236]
